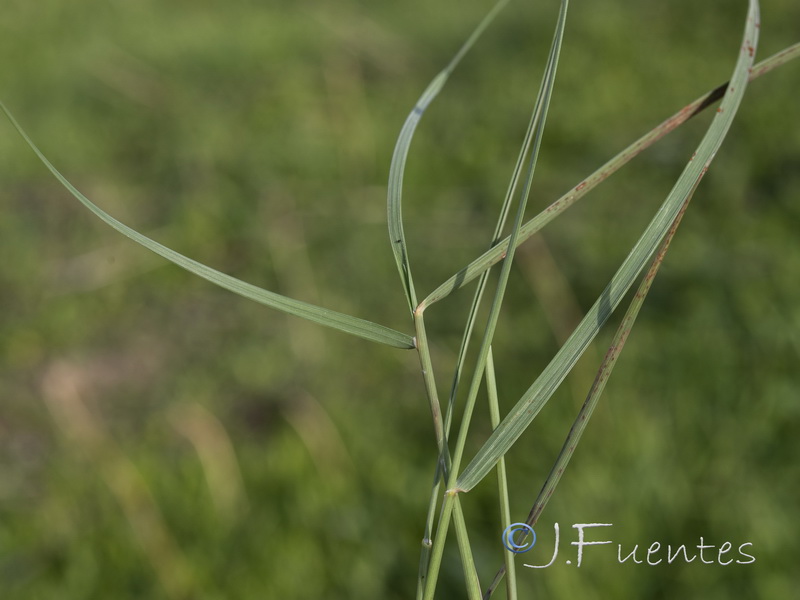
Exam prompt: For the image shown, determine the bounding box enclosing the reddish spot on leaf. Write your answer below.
[576,181,587,192]
[717,107,724,113]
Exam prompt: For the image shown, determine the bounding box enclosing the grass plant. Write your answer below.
[2,0,798,597]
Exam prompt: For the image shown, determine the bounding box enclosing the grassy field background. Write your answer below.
[1,1,799,598]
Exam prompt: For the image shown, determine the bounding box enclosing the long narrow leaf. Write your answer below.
[388,0,511,312]
[455,0,760,493]
[449,0,568,484]
[421,38,798,311]
[483,170,701,600]
[525,179,698,529]
[407,2,512,592]
[439,49,553,442]
[428,3,555,521]
[422,4,570,598]
[1,102,414,350]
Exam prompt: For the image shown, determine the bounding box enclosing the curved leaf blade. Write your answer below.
[1,102,415,350]
[456,0,761,492]
[447,0,569,479]
[388,0,511,312]
[423,39,799,310]
[483,172,703,599]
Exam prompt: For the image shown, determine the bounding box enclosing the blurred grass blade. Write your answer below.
[423,37,798,310]
[455,0,760,493]
[388,0,511,312]
[1,102,414,349]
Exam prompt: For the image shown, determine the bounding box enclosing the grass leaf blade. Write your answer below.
[424,37,797,310]
[483,172,701,600]
[456,0,761,492]
[422,3,571,597]
[524,177,697,529]
[388,0,511,312]
[1,102,414,349]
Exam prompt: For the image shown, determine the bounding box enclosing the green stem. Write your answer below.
[422,491,457,600]
[486,349,517,600]
[423,4,569,597]
[416,477,439,600]
[415,312,482,595]
[414,312,447,458]
[453,500,483,600]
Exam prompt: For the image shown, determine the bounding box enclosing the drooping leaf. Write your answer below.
[1,102,414,350]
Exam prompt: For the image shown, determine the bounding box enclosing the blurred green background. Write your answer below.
[1,1,799,598]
